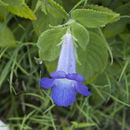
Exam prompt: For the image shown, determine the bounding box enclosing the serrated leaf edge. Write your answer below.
[72,8,120,17]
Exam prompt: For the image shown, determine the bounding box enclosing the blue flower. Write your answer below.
[39,33,91,107]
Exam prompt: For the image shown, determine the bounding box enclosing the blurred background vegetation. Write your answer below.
[0,0,130,130]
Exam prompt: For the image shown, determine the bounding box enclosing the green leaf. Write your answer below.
[71,5,120,28]
[45,60,58,72]
[0,6,8,21]
[120,33,130,43]
[103,20,126,38]
[0,23,16,47]
[33,0,66,36]
[85,4,115,14]
[33,9,63,36]
[0,0,8,6]
[37,28,67,61]
[77,30,108,83]
[116,2,130,15]
[71,22,89,49]
[47,0,68,19]
[40,0,47,14]
[119,33,130,56]
[103,2,130,38]
[1,0,37,20]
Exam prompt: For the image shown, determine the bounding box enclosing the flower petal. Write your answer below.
[75,82,91,96]
[66,73,85,81]
[50,71,66,78]
[39,78,54,89]
[57,33,76,74]
[51,79,76,107]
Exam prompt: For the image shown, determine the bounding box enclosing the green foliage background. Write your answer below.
[0,0,130,129]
